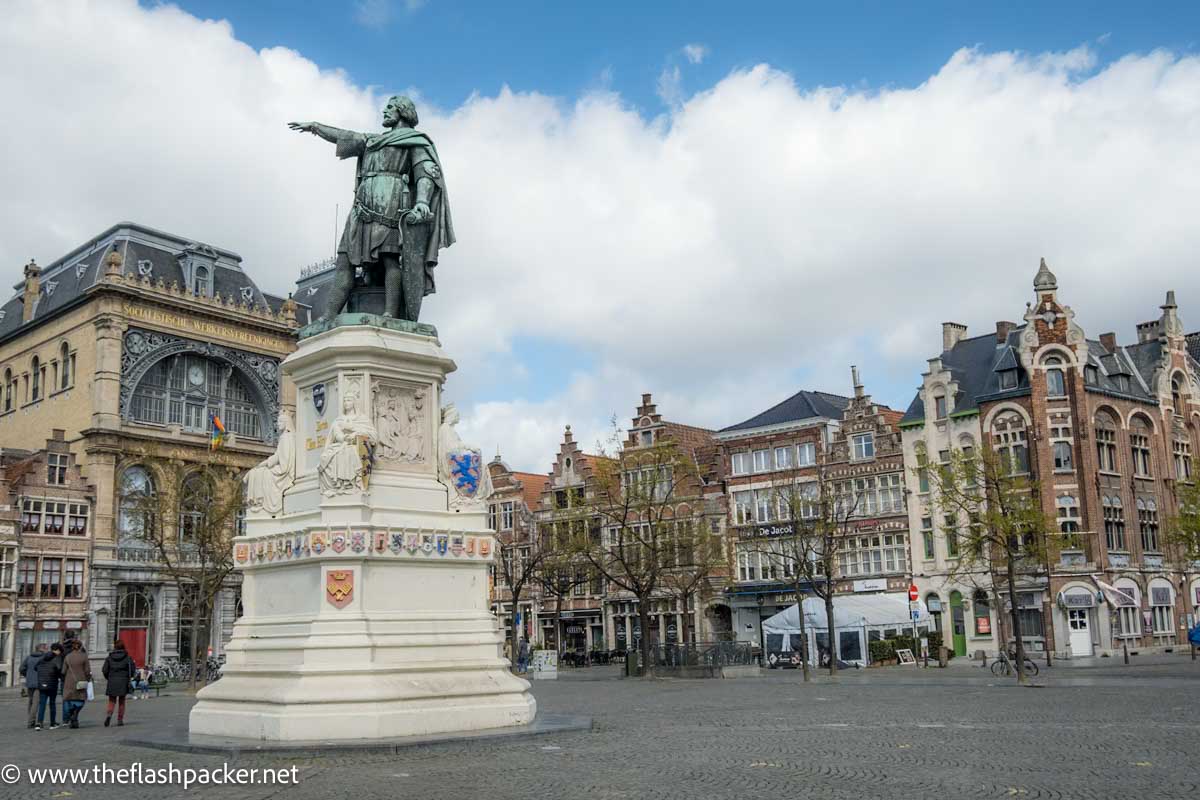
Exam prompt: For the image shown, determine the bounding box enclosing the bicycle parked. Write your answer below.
[990,648,1039,677]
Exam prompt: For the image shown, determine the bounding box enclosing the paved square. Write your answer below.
[0,658,1196,800]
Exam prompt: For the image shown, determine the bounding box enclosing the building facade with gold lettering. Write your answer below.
[0,222,298,677]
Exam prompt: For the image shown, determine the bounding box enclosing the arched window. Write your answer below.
[59,342,70,390]
[178,472,212,543]
[1137,498,1160,552]
[1044,356,1066,397]
[128,354,264,439]
[194,266,210,297]
[1130,417,1153,477]
[118,466,156,544]
[1174,432,1193,480]
[2,368,11,412]
[1094,410,1119,472]
[992,412,1029,474]
[30,355,40,402]
[1057,495,1080,547]
[972,590,992,636]
[1171,375,1184,416]
[1102,495,1126,551]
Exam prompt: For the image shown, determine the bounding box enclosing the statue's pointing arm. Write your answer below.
[287,121,365,155]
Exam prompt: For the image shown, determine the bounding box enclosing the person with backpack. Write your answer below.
[61,639,92,729]
[21,644,48,729]
[101,641,134,727]
[35,643,64,730]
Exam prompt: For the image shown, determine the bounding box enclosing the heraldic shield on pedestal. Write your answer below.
[446,449,484,498]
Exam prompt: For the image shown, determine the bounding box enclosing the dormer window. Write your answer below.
[998,369,1018,390]
[1084,365,1098,385]
[1114,374,1130,393]
[933,395,948,419]
[194,266,210,297]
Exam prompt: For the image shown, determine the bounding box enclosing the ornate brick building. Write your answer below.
[901,261,1200,659]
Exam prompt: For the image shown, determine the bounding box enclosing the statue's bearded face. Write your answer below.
[382,102,401,128]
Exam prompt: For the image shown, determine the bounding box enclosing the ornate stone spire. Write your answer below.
[1160,289,1184,339]
[1033,257,1057,293]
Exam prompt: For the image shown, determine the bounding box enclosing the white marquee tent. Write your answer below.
[761,595,931,667]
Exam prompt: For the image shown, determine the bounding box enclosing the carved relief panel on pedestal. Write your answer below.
[371,379,430,468]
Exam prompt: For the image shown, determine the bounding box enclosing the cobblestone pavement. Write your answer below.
[0,657,1196,800]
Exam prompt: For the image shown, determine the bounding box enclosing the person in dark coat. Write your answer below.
[21,644,48,729]
[34,644,64,730]
[61,640,92,729]
[101,640,134,727]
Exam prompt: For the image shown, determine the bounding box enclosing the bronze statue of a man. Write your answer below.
[290,96,454,322]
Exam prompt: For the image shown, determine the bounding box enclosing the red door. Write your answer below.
[118,629,148,669]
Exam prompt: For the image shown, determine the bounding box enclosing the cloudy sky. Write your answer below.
[3,1,1200,472]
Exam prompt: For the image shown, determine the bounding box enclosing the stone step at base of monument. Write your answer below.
[189,681,537,741]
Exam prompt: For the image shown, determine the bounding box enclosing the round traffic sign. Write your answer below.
[908,584,919,602]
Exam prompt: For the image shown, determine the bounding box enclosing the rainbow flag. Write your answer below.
[209,413,226,450]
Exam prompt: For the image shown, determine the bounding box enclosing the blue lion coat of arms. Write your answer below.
[446,449,484,498]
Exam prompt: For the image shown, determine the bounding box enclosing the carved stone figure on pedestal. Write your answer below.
[372,383,427,463]
[244,410,297,515]
[438,404,492,511]
[289,96,455,322]
[319,394,379,495]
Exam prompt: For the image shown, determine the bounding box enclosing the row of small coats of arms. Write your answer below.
[235,530,493,563]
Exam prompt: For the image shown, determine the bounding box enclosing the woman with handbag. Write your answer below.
[62,640,92,729]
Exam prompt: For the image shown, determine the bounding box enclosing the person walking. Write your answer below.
[35,643,64,730]
[101,641,134,727]
[61,640,92,729]
[21,644,48,730]
[517,637,530,673]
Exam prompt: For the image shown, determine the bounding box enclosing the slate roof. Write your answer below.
[900,325,1200,426]
[719,390,851,434]
[0,222,278,343]
[293,262,337,327]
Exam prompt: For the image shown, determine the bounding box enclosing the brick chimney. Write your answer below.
[942,322,968,352]
[995,320,1017,343]
[21,259,41,323]
[1136,320,1160,343]
[1099,332,1117,353]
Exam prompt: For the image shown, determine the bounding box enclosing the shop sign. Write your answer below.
[853,579,887,593]
[975,616,991,635]
[1143,611,1153,633]
[42,621,60,630]
[739,523,794,540]
[667,624,677,637]
[926,597,943,612]
[65,621,83,629]
[1061,592,1095,608]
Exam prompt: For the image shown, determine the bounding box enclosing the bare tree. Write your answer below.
[493,505,552,664]
[571,425,702,676]
[537,536,592,656]
[120,452,244,689]
[656,519,726,645]
[923,446,1055,684]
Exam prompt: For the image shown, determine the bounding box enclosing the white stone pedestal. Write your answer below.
[189,320,534,741]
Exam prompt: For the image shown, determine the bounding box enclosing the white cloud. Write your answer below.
[354,0,425,28]
[682,43,708,65]
[4,3,1200,472]
[656,64,683,107]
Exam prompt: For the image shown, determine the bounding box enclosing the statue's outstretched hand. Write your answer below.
[288,121,315,133]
